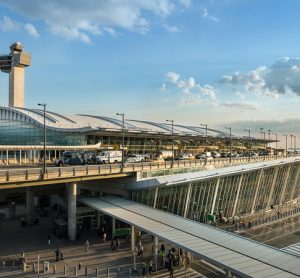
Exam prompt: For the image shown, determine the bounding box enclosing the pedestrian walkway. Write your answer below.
[152,267,205,278]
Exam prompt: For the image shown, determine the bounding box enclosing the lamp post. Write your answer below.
[116,113,125,172]
[201,124,208,165]
[38,103,46,178]
[273,133,278,158]
[290,134,293,156]
[294,135,297,154]
[268,129,271,147]
[225,127,232,163]
[166,120,174,167]
[244,129,251,161]
[283,135,288,157]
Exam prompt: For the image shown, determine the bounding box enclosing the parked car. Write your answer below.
[126,154,148,163]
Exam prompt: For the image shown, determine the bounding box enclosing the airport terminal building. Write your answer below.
[0,106,267,158]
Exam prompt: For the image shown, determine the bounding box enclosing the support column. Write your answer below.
[183,182,192,218]
[232,174,244,217]
[112,217,116,239]
[153,186,159,208]
[68,182,77,241]
[26,187,34,225]
[153,236,158,271]
[131,226,135,251]
[251,169,264,213]
[210,177,220,215]
[279,165,292,204]
[266,167,279,209]
[290,165,300,201]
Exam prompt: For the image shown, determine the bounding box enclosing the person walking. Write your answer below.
[116,238,120,250]
[60,250,64,260]
[85,240,90,252]
[55,249,59,262]
[78,262,82,271]
[149,260,153,274]
[48,234,52,246]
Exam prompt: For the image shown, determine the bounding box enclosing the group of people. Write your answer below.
[110,238,120,251]
[54,248,64,262]
[160,245,181,277]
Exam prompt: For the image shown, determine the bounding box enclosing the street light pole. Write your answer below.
[244,129,251,162]
[116,113,125,172]
[273,133,278,158]
[268,129,271,147]
[225,127,232,163]
[166,120,174,167]
[201,124,208,165]
[290,134,293,156]
[37,254,40,278]
[38,103,46,178]
[284,135,288,157]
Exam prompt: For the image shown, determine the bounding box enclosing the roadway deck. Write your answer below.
[80,196,300,278]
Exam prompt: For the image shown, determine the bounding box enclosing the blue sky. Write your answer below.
[1,0,300,142]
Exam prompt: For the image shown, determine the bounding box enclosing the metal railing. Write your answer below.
[0,155,288,184]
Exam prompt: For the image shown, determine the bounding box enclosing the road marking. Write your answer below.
[262,228,300,243]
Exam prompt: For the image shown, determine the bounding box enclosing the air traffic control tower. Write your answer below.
[0,42,31,108]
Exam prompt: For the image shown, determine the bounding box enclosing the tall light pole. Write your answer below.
[225,127,232,163]
[116,113,125,172]
[38,103,46,178]
[294,135,297,154]
[273,133,278,158]
[260,128,266,151]
[244,129,251,161]
[290,134,293,156]
[166,120,174,167]
[283,134,288,157]
[268,129,271,147]
[201,124,208,165]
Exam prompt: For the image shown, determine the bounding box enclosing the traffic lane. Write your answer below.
[242,216,300,248]
[0,163,56,169]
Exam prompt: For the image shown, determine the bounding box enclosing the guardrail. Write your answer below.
[0,155,289,184]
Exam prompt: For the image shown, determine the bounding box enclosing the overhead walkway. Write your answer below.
[80,196,300,278]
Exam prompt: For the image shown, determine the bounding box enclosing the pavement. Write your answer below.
[0,207,215,278]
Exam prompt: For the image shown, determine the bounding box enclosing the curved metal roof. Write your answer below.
[0,106,238,138]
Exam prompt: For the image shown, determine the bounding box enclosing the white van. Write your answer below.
[126,154,148,163]
[96,150,122,164]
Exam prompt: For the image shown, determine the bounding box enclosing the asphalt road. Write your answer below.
[242,214,300,248]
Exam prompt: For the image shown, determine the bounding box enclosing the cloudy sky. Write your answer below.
[0,0,300,143]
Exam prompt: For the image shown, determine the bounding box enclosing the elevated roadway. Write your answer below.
[80,196,300,278]
[0,155,291,189]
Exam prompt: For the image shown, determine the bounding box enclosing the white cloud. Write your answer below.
[0,15,39,38]
[221,57,300,98]
[0,0,180,43]
[163,24,181,33]
[163,71,217,105]
[202,8,219,22]
[179,0,191,7]
[0,15,20,31]
[24,23,39,37]
[220,101,259,111]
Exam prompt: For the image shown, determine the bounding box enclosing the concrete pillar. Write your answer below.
[112,217,116,239]
[267,167,279,208]
[153,236,158,270]
[131,225,135,251]
[232,174,244,217]
[153,186,159,208]
[68,182,77,241]
[251,169,264,213]
[226,270,233,278]
[26,187,34,225]
[210,177,220,215]
[184,182,192,218]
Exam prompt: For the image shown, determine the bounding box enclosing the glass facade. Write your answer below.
[132,162,300,223]
[0,120,86,146]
